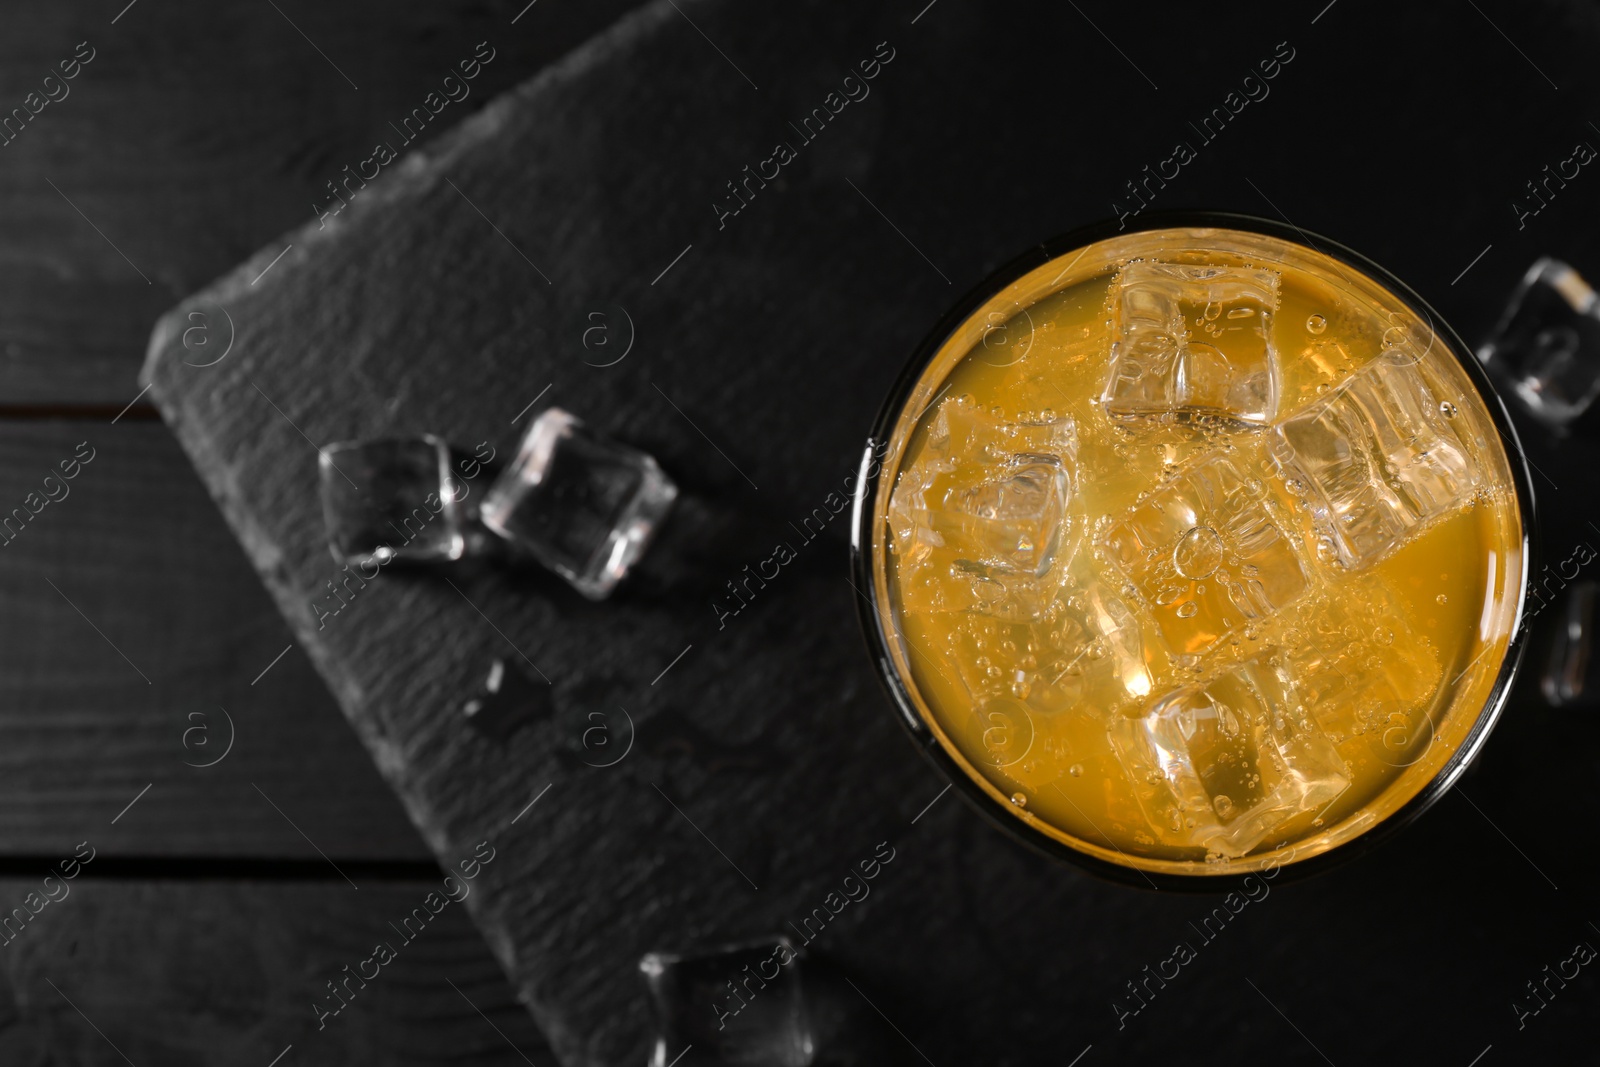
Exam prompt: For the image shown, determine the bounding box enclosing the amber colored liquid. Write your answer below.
[873,229,1524,875]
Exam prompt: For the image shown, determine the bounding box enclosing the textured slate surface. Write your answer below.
[141,1,1600,1063]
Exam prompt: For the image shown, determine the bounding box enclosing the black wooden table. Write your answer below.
[9,1,1600,1065]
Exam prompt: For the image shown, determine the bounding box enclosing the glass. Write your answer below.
[852,216,1534,883]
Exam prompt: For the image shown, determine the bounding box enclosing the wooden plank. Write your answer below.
[0,422,429,861]
[0,876,550,1065]
[0,0,642,406]
[138,0,1600,1064]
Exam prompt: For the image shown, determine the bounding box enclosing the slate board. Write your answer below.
[142,1,1600,1063]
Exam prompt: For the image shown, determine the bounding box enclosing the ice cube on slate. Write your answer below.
[318,435,466,565]
[480,408,677,600]
[1108,657,1350,857]
[1478,257,1600,426]
[888,397,1079,621]
[1100,453,1308,656]
[1101,261,1281,425]
[640,937,813,1067]
[1272,352,1476,570]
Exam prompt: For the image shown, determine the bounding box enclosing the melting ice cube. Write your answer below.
[1108,656,1350,857]
[942,459,1070,575]
[888,398,1079,621]
[1271,353,1476,570]
[1479,257,1600,426]
[940,582,1152,724]
[639,937,813,1067]
[1101,261,1281,426]
[1284,577,1441,750]
[319,435,466,565]
[480,408,677,600]
[1100,453,1309,655]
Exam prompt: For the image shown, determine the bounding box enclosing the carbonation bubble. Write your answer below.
[1306,314,1327,334]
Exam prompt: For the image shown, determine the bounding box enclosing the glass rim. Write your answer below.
[848,210,1540,891]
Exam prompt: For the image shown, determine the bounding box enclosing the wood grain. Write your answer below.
[0,422,428,861]
[0,877,549,1065]
[0,0,640,406]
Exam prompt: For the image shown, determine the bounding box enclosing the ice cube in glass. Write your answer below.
[1272,352,1476,570]
[1101,261,1280,425]
[1108,657,1350,856]
[887,397,1079,621]
[1100,453,1309,655]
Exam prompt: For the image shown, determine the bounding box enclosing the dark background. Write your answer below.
[2,0,1599,1064]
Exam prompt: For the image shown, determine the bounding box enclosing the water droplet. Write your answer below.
[1439,400,1457,418]
[1306,314,1327,335]
[1010,792,1027,808]
[1176,601,1199,618]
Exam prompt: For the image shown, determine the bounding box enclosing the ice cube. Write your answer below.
[1283,578,1440,749]
[941,459,1070,575]
[1086,582,1155,702]
[939,582,1151,724]
[1100,453,1309,655]
[887,398,1079,621]
[1101,261,1281,425]
[1271,353,1476,570]
[480,408,677,600]
[639,937,813,1067]
[319,435,466,565]
[1108,657,1350,856]
[1478,257,1600,426]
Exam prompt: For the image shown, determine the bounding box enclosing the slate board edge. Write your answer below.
[135,0,677,1056]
